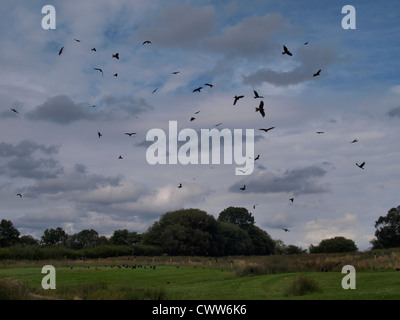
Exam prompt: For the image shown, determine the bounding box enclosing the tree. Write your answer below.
[142,208,218,256]
[370,205,400,249]
[286,245,307,255]
[67,229,99,249]
[41,227,68,246]
[246,225,275,255]
[214,221,252,255]
[309,236,358,253]
[20,235,39,246]
[0,219,20,247]
[110,229,142,246]
[218,207,255,229]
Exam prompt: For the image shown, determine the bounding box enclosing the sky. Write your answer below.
[1,0,400,251]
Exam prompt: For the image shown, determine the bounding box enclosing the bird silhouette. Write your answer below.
[282,45,293,56]
[125,132,136,137]
[254,154,260,161]
[113,73,118,77]
[94,68,104,77]
[190,117,196,122]
[259,127,275,133]
[91,48,96,52]
[233,95,244,105]
[240,185,246,191]
[253,204,258,209]
[118,155,123,159]
[253,90,264,99]
[255,100,265,117]
[215,122,223,127]
[98,131,102,138]
[356,162,365,169]
[282,228,290,232]
[142,40,152,45]
[172,71,180,74]
[178,183,182,188]
[16,193,22,198]
[74,39,81,42]
[58,46,64,55]
[205,83,214,88]
[289,198,294,203]
[350,139,358,143]
[313,69,321,77]
[193,87,203,93]
[112,53,119,59]
[10,109,19,114]
[304,42,309,45]
[152,88,158,94]
[316,131,324,134]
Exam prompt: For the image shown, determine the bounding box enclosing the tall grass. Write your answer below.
[283,275,322,297]
[0,277,31,300]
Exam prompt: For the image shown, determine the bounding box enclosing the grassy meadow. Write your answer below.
[1,248,400,300]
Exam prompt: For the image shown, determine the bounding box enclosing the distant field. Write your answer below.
[1,252,400,300]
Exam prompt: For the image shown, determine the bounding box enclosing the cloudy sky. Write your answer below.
[1,0,399,251]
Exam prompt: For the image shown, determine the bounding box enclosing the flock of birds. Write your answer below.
[9,37,366,236]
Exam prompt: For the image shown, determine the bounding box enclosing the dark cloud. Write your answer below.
[140,5,217,48]
[20,164,122,197]
[242,46,346,87]
[25,95,92,125]
[0,140,62,180]
[229,164,332,195]
[204,13,287,58]
[387,106,400,118]
[25,95,154,125]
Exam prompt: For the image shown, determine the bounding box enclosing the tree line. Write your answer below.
[1,205,399,259]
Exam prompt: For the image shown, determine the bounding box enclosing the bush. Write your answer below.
[283,275,322,297]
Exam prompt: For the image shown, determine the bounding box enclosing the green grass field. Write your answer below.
[1,256,399,300]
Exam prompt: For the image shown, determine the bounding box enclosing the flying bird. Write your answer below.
[193,87,203,93]
[253,204,258,209]
[253,90,264,99]
[313,69,321,77]
[289,198,294,203]
[16,193,22,198]
[255,100,265,117]
[240,185,246,191]
[194,111,200,114]
[178,183,182,188]
[10,108,19,114]
[350,139,358,143]
[142,40,152,45]
[98,131,102,138]
[304,42,309,45]
[94,68,104,77]
[356,162,365,169]
[205,83,214,88]
[172,71,180,74]
[282,228,290,232]
[118,155,123,159]
[282,45,293,56]
[152,88,158,94]
[316,131,324,134]
[233,95,244,105]
[190,117,196,122]
[125,132,136,137]
[254,154,260,161]
[112,53,119,59]
[113,73,118,77]
[74,39,81,42]
[91,48,97,52]
[259,127,275,133]
[58,46,64,55]
[215,122,223,127]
